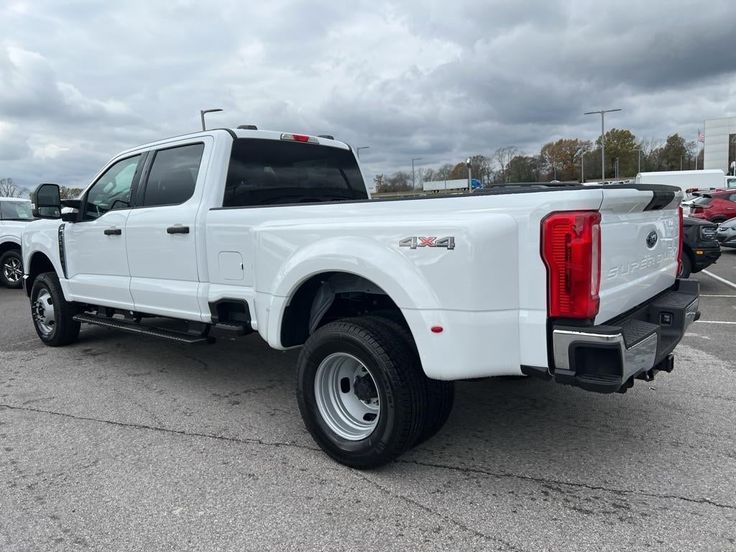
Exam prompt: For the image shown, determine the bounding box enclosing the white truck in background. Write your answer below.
[22,127,699,468]
[0,198,34,288]
[636,169,725,195]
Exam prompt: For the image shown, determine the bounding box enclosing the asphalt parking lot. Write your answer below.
[1,255,736,551]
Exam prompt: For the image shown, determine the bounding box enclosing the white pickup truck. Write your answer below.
[23,128,699,468]
[0,197,34,288]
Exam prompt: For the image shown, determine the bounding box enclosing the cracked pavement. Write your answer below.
[2,255,736,551]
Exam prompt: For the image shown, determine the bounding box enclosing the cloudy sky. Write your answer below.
[1,0,735,190]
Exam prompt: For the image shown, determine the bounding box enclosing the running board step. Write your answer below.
[72,314,213,344]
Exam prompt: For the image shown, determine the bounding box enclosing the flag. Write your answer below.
[698,129,705,143]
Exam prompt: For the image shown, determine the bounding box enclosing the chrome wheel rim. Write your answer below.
[32,289,56,336]
[2,256,22,284]
[314,352,380,441]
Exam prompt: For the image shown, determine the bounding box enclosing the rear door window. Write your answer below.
[223,139,367,207]
[142,143,204,207]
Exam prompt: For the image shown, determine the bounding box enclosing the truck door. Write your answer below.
[125,139,210,321]
[64,154,143,309]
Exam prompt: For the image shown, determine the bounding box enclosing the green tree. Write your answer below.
[506,155,541,182]
[596,128,638,177]
[541,139,591,181]
[660,134,689,171]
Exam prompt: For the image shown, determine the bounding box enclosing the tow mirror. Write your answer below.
[31,183,62,219]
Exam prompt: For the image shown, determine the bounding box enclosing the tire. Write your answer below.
[0,250,23,289]
[30,272,81,346]
[296,317,427,468]
[362,315,454,447]
[679,254,692,278]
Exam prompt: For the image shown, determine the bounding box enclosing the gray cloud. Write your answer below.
[0,0,734,190]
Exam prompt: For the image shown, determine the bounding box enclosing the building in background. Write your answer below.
[704,117,736,175]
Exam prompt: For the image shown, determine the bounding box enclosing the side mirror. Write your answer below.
[31,183,62,219]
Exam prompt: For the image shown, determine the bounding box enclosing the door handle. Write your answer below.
[104,227,122,236]
[167,225,190,234]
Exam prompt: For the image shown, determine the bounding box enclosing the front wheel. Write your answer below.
[30,272,80,346]
[679,254,692,278]
[0,250,23,289]
[297,317,427,468]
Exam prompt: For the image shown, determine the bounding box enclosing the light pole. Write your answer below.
[581,151,585,183]
[200,108,223,131]
[584,108,621,182]
[636,147,642,174]
[411,157,423,189]
[466,157,472,191]
[356,146,370,159]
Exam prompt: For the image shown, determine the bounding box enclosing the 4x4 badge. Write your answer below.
[399,236,455,250]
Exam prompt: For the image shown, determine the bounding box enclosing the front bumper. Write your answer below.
[551,279,699,394]
[716,229,736,247]
[691,244,721,271]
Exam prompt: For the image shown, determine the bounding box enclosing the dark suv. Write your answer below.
[681,216,721,277]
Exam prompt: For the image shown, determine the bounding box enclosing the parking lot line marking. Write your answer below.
[695,320,736,325]
[701,270,736,291]
[700,294,736,298]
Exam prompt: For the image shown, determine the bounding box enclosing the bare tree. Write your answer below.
[492,147,519,183]
[0,178,24,198]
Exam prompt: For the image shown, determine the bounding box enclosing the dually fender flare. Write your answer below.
[264,236,441,346]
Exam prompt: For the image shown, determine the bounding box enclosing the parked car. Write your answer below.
[23,128,698,468]
[688,191,736,223]
[716,217,736,248]
[681,217,720,277]
[0,197,34,288]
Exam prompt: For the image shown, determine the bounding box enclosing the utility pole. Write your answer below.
[200,108,223,131]
[584,108,622,182]
[411,157,423,189]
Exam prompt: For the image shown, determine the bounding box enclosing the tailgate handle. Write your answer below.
[167,225,190,235]
[104,227,122,236]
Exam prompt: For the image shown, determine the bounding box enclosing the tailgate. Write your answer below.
[596,187,681,324]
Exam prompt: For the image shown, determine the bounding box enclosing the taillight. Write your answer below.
[677,206,684,276]
[541,211,601,319]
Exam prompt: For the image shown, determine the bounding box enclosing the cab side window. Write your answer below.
[83,155,141,221]
[142,143,204,207]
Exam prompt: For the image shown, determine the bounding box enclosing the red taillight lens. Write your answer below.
[541,211,601,319]
[677,206,684,276]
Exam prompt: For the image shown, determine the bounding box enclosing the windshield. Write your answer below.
[0,201,34,221]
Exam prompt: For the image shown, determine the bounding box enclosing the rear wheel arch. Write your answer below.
[280,271,412,348]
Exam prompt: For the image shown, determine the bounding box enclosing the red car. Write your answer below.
[688,191,736,223]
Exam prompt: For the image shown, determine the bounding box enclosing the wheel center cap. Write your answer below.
[353,374,377,402]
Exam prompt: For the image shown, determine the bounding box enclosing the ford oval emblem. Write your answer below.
[646,231,658,249]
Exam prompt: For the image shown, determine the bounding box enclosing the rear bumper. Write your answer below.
[551,279,699,393]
